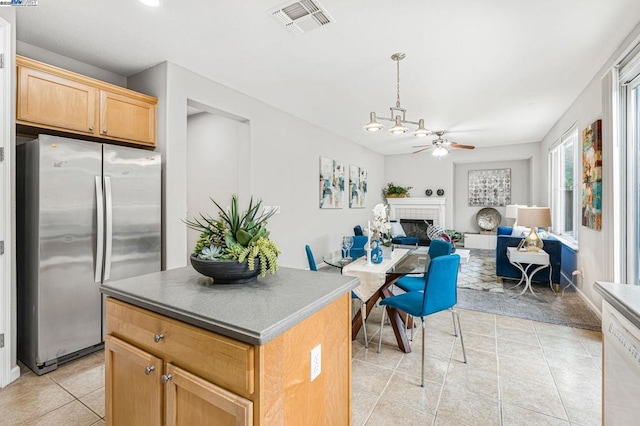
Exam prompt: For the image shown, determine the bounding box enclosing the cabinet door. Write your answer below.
[105,335,163,426]
[165,363,253,426]
[100,90,156,146]
[17,65,97,135]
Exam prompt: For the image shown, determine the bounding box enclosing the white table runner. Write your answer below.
[342,248,410,302]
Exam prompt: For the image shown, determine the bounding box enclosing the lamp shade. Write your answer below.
[505,204,522,219]
[517,207,551,228]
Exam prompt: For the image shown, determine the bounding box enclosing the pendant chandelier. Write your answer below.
[363,53,431,137]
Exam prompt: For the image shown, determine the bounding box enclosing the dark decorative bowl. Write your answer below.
[190,256,260,284]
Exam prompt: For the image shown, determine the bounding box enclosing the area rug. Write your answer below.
[456,249,503,293]
[456,249,601,331]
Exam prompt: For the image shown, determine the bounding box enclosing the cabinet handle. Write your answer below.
[89,126,94,131]
[144,365,155,375]
[153,333,165,343]
[102,129,108,134]
[161,374,173,384]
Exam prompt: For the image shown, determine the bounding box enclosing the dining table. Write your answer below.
[322,248,430,353]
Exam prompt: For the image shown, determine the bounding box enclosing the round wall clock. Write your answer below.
[437,189,445,196]
[425,189,433,196]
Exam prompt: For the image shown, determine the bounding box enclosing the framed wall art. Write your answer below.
[468,168,511,207]
[349,164,367,208]
[582,119,602,230]
[319,157,345,209]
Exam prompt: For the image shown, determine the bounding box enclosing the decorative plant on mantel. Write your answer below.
[445,229,463,246]
[383,182,412,198]
[185,195,281,278]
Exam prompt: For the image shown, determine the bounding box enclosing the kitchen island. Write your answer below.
[101,266,359,425]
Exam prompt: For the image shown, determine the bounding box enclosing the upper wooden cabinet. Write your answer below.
[16,55,157,147]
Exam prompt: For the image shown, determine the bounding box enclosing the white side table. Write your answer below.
[506,247,553,297]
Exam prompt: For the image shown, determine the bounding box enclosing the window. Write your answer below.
[549,125,578,243]
[629,80,640,284]
[620,44,640,285]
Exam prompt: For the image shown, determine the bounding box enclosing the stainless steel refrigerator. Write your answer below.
[17,134,161,375]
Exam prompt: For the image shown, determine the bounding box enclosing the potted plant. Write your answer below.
[184,195,281,284]
[445,229,463,247]
[383,182,412,198]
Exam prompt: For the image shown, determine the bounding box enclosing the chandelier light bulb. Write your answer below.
[389,116,408,134]
[412,119,430,137]
[362,112,384,132]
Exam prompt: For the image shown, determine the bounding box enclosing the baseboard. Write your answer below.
[578,288,602,320]
[10,365,20,383]
[567,283,602,320]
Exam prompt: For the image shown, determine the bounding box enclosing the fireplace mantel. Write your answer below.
[386,197,446,206]
[386,197,446,227]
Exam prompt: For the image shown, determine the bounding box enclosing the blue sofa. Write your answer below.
[495,226,561,285]
[354,224,419,247]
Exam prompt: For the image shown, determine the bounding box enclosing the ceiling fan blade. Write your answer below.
[451,143,475,150]
[412,145,430,148]
[412,146,432,154]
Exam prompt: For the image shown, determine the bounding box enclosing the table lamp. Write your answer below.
[505,204,524,227]
[516,207,551,252]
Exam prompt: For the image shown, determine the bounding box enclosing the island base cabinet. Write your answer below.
[105,293,352,425]
[105,335,253,426]
[105,335,163,426]
[165,363,252,426]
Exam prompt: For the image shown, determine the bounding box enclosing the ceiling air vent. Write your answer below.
[269,0,334,36]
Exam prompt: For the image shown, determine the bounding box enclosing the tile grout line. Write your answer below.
[362,352,405,425]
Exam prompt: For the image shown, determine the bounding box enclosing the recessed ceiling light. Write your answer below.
[139,0,160,7]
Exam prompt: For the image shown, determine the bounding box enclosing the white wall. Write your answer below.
[385,142,541,231]
[539,21,640,310]
[186,112,245,257]
[17,41,127,87]
[129,62,385,270]
[454,159,530,233]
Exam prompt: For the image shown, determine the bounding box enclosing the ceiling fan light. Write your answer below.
[363,112,384,132]
[432,146,449,157]
[412,119,430,137]
[389,116,408,134]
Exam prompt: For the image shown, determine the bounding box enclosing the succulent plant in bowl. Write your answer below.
[185,195,281,282]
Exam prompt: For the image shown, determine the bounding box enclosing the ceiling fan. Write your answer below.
[412,131,475,156]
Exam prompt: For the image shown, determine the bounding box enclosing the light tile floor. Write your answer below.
[352,306,602,426]
[0,308,602,425]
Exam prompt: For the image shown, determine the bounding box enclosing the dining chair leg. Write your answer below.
[407,313,414,341]
[450,309,458,337]
[421,317,426,387]
[377,307,386,354]
[361,301,368,348]
[454,310,467,363]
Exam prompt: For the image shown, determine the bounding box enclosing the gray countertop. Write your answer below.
[101,266,359,346]
[595,281,640,329]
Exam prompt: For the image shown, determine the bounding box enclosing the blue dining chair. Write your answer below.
[394,240,458,340]
[305,244,369,347]
[305,245,317,271]
[377,254,467,387]
[395,240,452,293]
[350,235,369,259]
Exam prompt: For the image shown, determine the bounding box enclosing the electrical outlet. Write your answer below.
[310,344,321,381]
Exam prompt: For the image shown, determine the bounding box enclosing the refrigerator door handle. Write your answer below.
[104,176,113,281]
[94,176,104,283]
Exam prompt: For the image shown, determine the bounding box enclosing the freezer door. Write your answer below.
[35,136,104,364]
[103,145,161,282]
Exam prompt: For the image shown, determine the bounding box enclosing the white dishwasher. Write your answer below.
[602,299,640,424]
